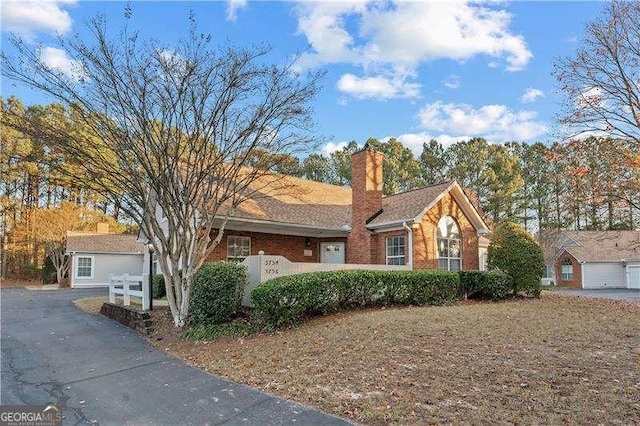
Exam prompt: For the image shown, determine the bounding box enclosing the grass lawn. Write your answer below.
[145,292,640,424]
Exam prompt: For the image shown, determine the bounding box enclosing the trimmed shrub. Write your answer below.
[487,222,545,297]
[251,269,460,328]
[459,270,513,300]
[152,274,166,299]
[189,262,247,325]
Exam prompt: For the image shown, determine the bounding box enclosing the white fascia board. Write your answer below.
[366,219,414,230]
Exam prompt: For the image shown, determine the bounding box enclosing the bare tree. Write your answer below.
[554,0,640,212]
[554,0,640,142]
[2,13,324,326]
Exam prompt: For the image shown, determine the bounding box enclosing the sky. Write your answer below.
[0,0,605,157]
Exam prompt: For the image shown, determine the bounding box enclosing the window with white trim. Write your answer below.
[437,216,461,271]
[227,236,251,261]
[386,236,405,265]
[561,258,573,281]
[76,256,94,278]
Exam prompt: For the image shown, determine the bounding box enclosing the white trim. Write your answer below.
[581,262,585,289]
[75,255,95,279]
[66,251,143,256]
[402,222,413,269]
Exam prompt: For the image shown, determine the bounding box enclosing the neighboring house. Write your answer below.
[146,148,490,271]
[545,230,640,289]
[66,233,144,288]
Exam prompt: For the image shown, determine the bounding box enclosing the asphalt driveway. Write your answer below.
[553,287,640,301]
[1,287,349,425]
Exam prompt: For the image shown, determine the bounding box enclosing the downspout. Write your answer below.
[402,222,413,269]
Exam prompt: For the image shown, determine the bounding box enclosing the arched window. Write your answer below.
[437,216,461,271]
[561,258,573,281]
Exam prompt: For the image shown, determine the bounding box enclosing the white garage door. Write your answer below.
[629,266,640,289]
[583,263,625,289]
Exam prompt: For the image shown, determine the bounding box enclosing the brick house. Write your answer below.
[198,148,490,271]
[544,230,640,289]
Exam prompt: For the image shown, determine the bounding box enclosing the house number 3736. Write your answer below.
[265,268,279,275]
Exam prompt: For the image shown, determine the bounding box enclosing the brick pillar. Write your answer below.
[347,149,383,264]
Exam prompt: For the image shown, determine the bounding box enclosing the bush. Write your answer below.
[189,262,247,325]
[152,274,166,298]
[487,222,545,297]
[459,270,513,300]
[251,269,460,328]
[42,256,57,284]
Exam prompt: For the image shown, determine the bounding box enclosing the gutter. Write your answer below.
[402,221,414,269]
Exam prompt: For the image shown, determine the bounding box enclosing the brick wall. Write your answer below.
[413,192,480,271]
[348,149,383,264]
[100,303,152,335]
[555,251,582,288]
[205,230,348,263]
[371,230,409,265]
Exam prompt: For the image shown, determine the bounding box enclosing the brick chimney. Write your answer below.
[347,148,383,264]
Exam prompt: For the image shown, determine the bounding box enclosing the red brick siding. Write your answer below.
[206,230,347,263]
[348,149,384,264]
[371,230,409,265]
[413,192,480,271]
[554,251,582,288]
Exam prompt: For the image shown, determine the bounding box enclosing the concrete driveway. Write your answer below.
[553,287,640,301]
[1,287,349,425]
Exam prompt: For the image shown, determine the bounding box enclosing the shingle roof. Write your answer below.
[66,234,144,254]
[369,181,454,226]
[220,174,459,230]
[227,174,352,229]
[556,230,640,262]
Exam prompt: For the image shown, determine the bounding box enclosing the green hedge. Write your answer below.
[152,274,166,299]
[458,270,513,300]
[189,262,247,325]
[251,269,460,328]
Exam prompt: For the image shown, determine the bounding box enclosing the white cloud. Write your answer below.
[442,75,460,89]
[321,141,350,156]
[394,132,471,155]
[1,0,76,39]
[296,1,532,73]
[521,87,544,103]
[40,47,84,80]
[417,101,547,142]
[226,0,247,22]
[336,73,420,100]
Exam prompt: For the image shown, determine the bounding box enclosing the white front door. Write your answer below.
[320,242,345,264]
[628,266,640,289]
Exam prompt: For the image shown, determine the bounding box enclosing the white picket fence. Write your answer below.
[108,273,151,310]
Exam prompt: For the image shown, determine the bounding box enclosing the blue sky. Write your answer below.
[1,1,604,156]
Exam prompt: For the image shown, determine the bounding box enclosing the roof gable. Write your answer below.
[366,180,488,232]
[553,230,640,262]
